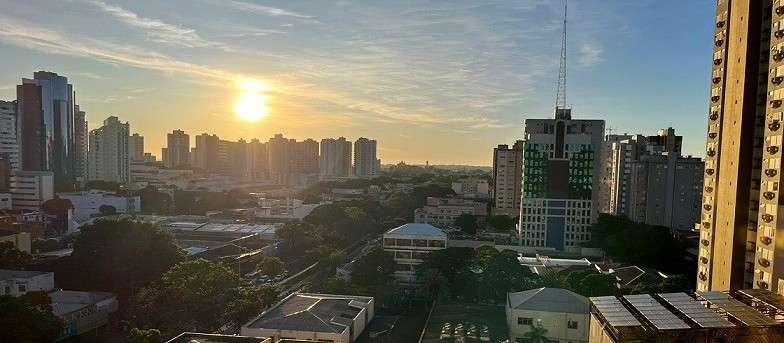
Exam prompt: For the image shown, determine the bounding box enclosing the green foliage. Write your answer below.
[173,190,237,215]
[32,238,62,253]
[631,275,691,295]
[417,268,451,302]
[226,285,279,332]
[20,291,53,313]
[523,324,551,343]
[131,328,162,343]
[256,256,286,277]
[98,204,117,216]
[83,180,122,192]
[0,241,33,270]
[68,217,185,297]
[0,295,63,342]
[41,197,74,234]
[351,248,396,286]
[576,274,616,297]
[454,214,478,234]
[136,186,172,214]
[477,250,536,303]
[488,215,516,231]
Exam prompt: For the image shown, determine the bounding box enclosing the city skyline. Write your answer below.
[0,0,715,165]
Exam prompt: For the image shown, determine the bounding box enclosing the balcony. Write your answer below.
[772,100,783,108]
[705,186,714,193]
[703,221,711,229]
[712,77,721,84]
[761,236,773,245]
[707,149,716,157]
[708,132,718,139]
[769,121,781,131]
[699,272,707,281]
[700,256,709,264]
[759,258,771,268]
[704,204,712,211]
[716,21,725,28]
[765,169,778,177]
[706,168,715,175]
[778,6,784,15]
[710,112,719,120]
[776,30,784,39]
[767,146,780,154]
[764,191,776,200]
[774,76,784,85]
[762,214,774,223]
[758,281,770,289]
[715,39,724,47]
[701,239,710,247]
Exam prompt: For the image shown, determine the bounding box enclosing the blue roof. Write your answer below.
[385,223,446,237]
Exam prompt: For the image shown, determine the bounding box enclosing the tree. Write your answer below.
[577,274,616,297]
[256,256,286,277]
[0,241,33,270]
[83,180,121,192]
[538,269,564,288]
[471,245,499,269]
[67,218,185,300]
[351,248,396,286]
[454,214,478,234]
[488,215,516,231]
[0,295,63,342]
[137,186,172,214]
[417,247,474,298]
[226,285,278,333]
[99,204,117,216]
[417,268,450,302]
[131,328,162,343]
[523,324,551,343]
[479,250,536,303]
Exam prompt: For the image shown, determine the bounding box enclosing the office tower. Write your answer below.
[603,134,647,216]
[9,171,54,210]
[128,133,145,163]
[228,139,248,177]
[163,130,189,167]
[268,134,292,184]
[0,101,19,171]
[17,71,78,190]
[493,141,524,215]
[88,116,130,183]
[354,137,379,179]
[597,134,634,214]
[73,105,88,184]
[698,0,784,292]
[518,109,604,249]
[300,138,320,174]
[193,133,220,174]
[320,137,352,178]
[246,138,268,179]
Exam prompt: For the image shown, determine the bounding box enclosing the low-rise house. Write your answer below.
[383,223,447,283]
[0,270,54,296]
[57,190,141,222]
[241,293,374,343]
[506,287,589,343]
[414,197,488,228]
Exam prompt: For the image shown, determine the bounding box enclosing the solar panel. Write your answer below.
[696,291,779,326]
[658,292,734,328]
[739,289,784,313]
[590,296,643,328]
[623,294,691,330]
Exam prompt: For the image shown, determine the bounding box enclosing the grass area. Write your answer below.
[421,303,508,343]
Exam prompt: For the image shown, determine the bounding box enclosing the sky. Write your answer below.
[0,0,715,166]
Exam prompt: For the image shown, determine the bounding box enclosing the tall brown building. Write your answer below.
[697,0,784,293]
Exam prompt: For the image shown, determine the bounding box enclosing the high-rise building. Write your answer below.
[193,133,219,174]
[300,138,320,174]
[697,0,784,293]
[73,105,88,186]
[597,134,634,215]
[320,137,352,178]
[493,141,524,215]
[0,101,19,171]
[163,130,189,168]
[128,133,145,163]
[518,109,604,249]
[17,71,78,190]
[354,138,379,179]
[88,116,130,183]
[268,134,292,185]
[246,138,268,179]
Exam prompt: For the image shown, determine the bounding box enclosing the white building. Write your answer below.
[88,116,130,183]
[383,223,447,283]
[320,137,352,178]
[0,101,19,171]
[0,270,55,296]
[493,141,524,216]
[354,137,380,179]
[452,178,490,198]
[506,287,590,343]
[57,190,140,222]
[9,171,54,210]
[241,293,374,343]
[414,197,488,228]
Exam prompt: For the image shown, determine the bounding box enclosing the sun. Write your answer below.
[234,78,270,121]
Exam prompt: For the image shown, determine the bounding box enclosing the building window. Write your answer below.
[568,320,578,329]
[17,284,26,293]
[518,317,533,325]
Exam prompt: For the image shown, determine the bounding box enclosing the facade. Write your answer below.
[506,288,589,343]
[589,290,784,342]
[299,138,320,174]
[414,197,488,228]
[451,178,490,198]
[9,171,54,210]
[354,137,380,179]
[698,0,784,293]
[0,270,54,296]
[128,133,145,163]
[0,101,19,172]
[241,293,374,343]
[628,153,704,230]
[88,116,130,183]
[320,137,352,178]
[17,71,79,190]
[518,109,604,249]
[73,105,88,185]
[247,138,269,179]
[493,141,524,214]
[382,223,447,283]
[194,133,220,173]
[164,130,190,167]
[57,190,140,221]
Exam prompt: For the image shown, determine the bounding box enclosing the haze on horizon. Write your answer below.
[0,0,714,166]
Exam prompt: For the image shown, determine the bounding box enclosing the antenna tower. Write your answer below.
[554,0,569,119]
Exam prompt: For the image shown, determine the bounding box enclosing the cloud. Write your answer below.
[80,0,228,50]
[207,0,314,19]
[576,42,603,68]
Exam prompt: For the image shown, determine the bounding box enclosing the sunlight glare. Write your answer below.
[234,78,270,121]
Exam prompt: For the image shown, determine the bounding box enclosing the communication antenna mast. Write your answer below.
[554,0,569,119]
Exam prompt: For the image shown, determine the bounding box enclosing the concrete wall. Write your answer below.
[242,328,348,343]
[0,232,31,253]
[507,309,589,343]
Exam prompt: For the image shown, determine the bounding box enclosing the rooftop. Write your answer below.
[385,223,446,237]
[245,293,373,334]
[0,269,51,281]
[166,332,271,343]
[507,287,589,314]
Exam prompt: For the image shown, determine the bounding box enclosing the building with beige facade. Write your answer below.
[414,197,488,228]
[506,287,589,343]
[493,141,524,216]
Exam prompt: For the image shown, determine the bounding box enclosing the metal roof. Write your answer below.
[697,291,779,326]
[384,223,446,237]
[658,292,733,328]
[507,287,589,314]
[591,296,643,328]
[623,294,690,330]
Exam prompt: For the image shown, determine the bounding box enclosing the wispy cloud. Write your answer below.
[576,42,603,68]
[207,0,315,19]
[80,0,228,50]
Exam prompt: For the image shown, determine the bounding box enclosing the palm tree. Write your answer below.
[539,269,564,288]
[523,324,550,343]
[417,268,450,302]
